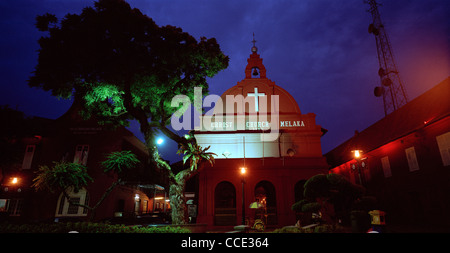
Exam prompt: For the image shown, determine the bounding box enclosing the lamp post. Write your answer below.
[240,167,246,225]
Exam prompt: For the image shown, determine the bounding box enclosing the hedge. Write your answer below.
[272,224,350,233]
[0,222,191,233]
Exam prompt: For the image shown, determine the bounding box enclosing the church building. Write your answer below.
[191,42,329,228]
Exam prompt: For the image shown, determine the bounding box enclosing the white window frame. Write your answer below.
[405,146,420,172]
[436,132,450,166]
[22,145,36,170]
[73,145,89,166]
[55,187,89,217]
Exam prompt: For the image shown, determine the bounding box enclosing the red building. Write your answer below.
[191,44,329,228]
[326,77,450,230]
[0,100,168,222]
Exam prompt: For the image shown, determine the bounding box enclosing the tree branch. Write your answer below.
[149,145,176,184]
[91,179,122,211]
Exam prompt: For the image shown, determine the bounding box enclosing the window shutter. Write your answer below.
[22,145,35,170]
[436,132,450,166]
[381,156,392,177]
[405,147,419,172]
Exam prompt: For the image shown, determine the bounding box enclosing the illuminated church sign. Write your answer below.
[209,120,305,130]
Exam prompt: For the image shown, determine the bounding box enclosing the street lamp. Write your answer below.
[351,150,365,186]
[240,167,246,225]
[156,137,164,145]
[11,177,19,184]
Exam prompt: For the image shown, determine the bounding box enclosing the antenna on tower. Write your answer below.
[366,0,408,116]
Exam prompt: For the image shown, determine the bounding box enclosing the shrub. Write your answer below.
[272,224,349,233]
[0,222,190,233]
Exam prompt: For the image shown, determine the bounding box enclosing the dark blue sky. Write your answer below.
[1,0,449,163]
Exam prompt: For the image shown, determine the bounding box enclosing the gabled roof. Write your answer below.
[326,76,450,167]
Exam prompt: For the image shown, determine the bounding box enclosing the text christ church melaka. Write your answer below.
[191,41,329,227]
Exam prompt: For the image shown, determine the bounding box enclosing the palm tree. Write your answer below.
[32,150,140,221]
[167,137,216,224]
[178,141,216,172]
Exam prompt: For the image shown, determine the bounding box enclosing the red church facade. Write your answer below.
[192,44,329,228]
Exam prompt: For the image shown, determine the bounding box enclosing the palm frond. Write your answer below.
[32,161,92,193]
[101,150,140,174]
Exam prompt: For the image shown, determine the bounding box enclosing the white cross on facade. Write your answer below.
[248,87,265,112]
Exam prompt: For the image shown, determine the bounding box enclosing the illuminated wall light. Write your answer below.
[134,194,140,201]
[154,197,164,200]
[11,177,18,184]
[352,150,363,159]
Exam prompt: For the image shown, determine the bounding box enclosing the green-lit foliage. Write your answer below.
[101,150,140,174]
[176,138,216,172]
[32,161,93,193]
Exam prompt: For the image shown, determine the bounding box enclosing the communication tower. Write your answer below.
[366,0,408,116]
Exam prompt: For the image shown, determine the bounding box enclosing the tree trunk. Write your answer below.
[169,182,188,225]
[88,179,122,221]
[138,117,199,225]
[169,165,202,225]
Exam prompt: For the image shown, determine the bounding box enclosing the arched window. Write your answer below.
[55,187,89,217]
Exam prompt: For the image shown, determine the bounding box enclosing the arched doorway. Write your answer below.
[254,181,277,225]
[214,181,236,226]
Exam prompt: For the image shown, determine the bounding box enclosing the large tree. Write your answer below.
[29,0,229,224]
